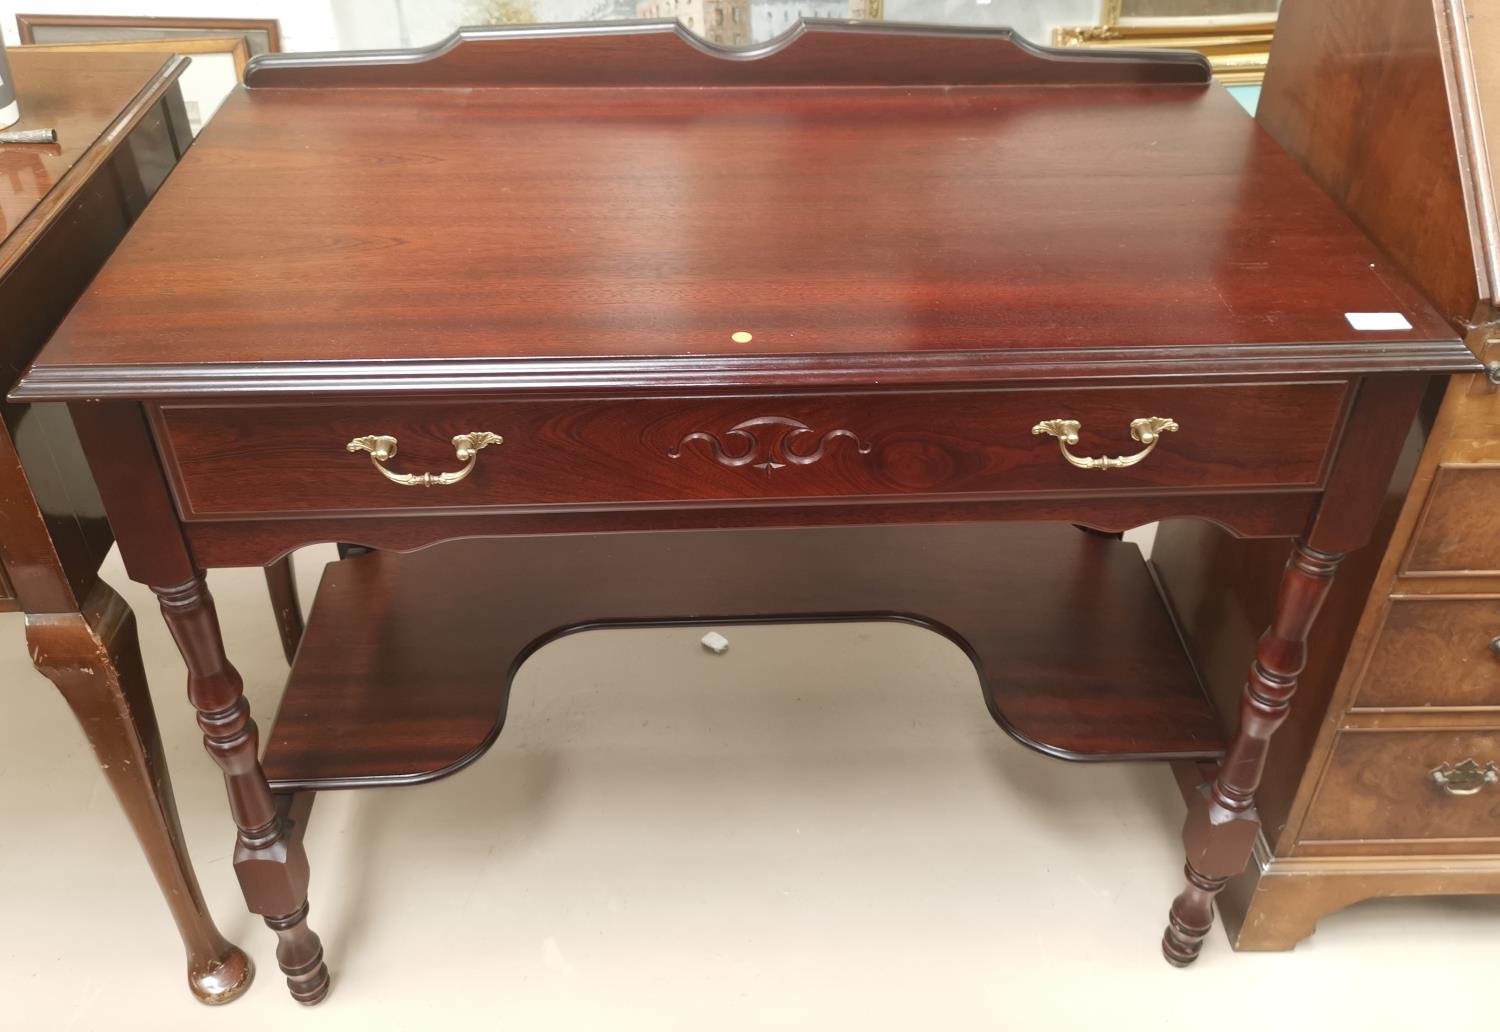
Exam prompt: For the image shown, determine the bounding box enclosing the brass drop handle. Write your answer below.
[1430,759,1499,797]
[346,431,502,486]
[1032,416,1179,470]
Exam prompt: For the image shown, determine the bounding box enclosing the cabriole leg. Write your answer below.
[27,581,254,1004]
[1162,540,1342,966]
[154,574,330,1005]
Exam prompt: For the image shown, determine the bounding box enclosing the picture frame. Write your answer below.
[16,35,251,135]
[1115,0,1277,17]
[1052,0,1278,85]
[15,13,280,56]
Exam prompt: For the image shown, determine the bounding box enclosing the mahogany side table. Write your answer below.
[12,21,1481,1003]
[0,49,297,1004]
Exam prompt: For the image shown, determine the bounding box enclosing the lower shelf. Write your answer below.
[262,523,1226,792]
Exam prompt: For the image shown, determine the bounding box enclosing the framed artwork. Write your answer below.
[16,35,251,135]
[1053,0,1279,84]
[15,13,280,56]
[1115,0,1277,16]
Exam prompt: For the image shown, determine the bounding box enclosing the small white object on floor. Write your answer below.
[700,631,730,655]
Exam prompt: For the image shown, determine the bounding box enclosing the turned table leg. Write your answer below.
[1162,540,1342,966]
[26,581,254,1004]
[154,574,330,1005]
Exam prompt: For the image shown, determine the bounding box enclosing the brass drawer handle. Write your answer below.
[346,431,502,486]
[1032,416,1179,471]
[1430,759,1499,796]
[1488,634,1500,658]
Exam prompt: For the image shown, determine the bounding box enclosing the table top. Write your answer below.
[14,21,1472,401]
[0,51,176,275]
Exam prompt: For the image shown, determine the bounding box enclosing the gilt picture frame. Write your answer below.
[15,13,280,56]
[1054,0,1279,84]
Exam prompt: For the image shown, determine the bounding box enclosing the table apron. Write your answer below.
[178,490,1323,569]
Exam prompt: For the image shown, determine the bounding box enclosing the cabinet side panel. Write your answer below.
[1258,0,1479,326]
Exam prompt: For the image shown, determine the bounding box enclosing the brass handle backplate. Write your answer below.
[1032,416,1179,470]
[346,431,502,486]
[1430,759,1499,797]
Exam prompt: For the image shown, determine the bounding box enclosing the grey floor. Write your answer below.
[2,543,1495,1029]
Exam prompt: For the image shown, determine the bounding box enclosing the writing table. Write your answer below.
[12,20,1480,1004]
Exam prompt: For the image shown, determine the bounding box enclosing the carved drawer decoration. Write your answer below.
[668,416,871,473]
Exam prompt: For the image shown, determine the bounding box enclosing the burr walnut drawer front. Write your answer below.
[1404,465,1500,575]
[150,382,1349,520]
[1302,731,1500,851]
[1352,598,1500,710]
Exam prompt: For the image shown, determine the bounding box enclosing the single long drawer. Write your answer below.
[151,382,1348,520]
[1353,598,1500,710]
[1302,731,1500,849]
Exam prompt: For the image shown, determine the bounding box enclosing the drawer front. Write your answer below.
[153,383,1347,520]
[1353,598,1500,710]
[1302,731,1500,849]
[1405,465,1500,575]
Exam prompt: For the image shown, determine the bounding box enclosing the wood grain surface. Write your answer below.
[151,382,1348,520]
[12,23,1468,401]
[1403,465,1500,574]
[1301,731,1500,849]
[1255,0,1488,325]
[261,523,1224,791]
[0,51,176,269]
[1352,597,1500,710]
